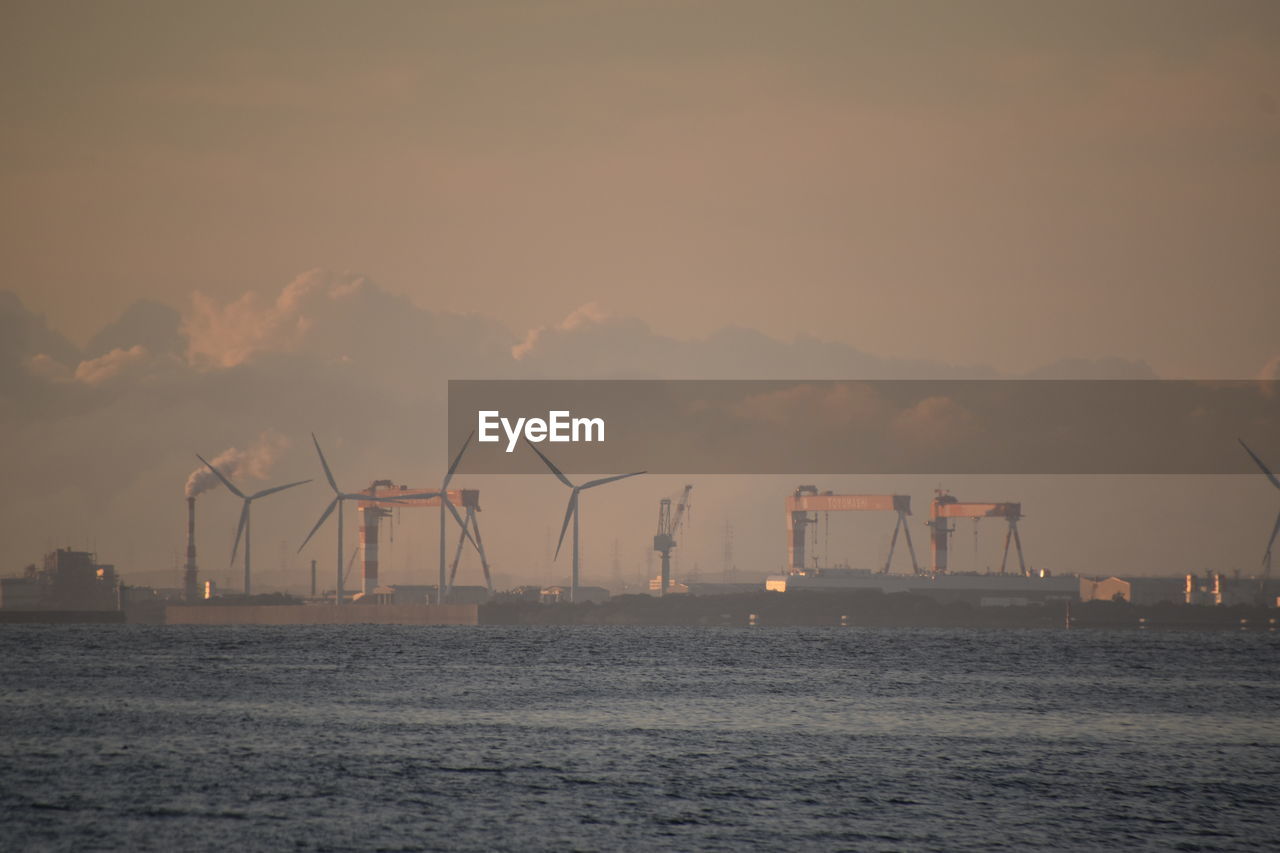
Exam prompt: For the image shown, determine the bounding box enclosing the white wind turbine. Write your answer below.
[528,443,643,602]
[299,433,472,604]
[195,453,310,597]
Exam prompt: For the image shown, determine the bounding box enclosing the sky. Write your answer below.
[3,0,1278,377]
[1,2,1278,589]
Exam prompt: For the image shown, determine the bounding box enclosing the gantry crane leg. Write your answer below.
[469,508,493,592]
[882,513,903,574]
[901,511,921,575]
[1011,519,1027,576]
[447,507,493,596]
[447,518,468,595]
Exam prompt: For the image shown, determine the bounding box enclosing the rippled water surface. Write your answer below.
[1,625,1277,851]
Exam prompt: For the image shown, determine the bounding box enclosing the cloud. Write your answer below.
[890,396,980,450]
[85,299,186,360]
[0,291,80,397]
[183,269,514,382]
[731,383,891,428]
[183,271,327,368]
[73,345,153,385]
[512,302,613,360]
[23,353,72,382]
[511,305,1003,380]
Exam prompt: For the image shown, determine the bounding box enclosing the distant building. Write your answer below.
[353,584,493,605]
[683,581,764,596]
[1080,576,1185,606]
[1,548,121,611]
[382,585,435,605]
[1182,571,1280,606]
[507,585,544,602]
[0,577,40,610]
[649,576,689,595]
[540,586,610,604]
[765,567,1080,605]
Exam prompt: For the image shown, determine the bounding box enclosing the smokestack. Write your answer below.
[183,497,199,602]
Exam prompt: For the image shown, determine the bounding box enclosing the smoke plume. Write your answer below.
[184,430,290,498]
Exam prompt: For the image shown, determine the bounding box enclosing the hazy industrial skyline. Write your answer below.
[2,1,1279,588]
[1,271,1276,591]
[5,6,1277,850]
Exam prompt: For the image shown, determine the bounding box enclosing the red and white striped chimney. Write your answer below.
[359,505,379,595]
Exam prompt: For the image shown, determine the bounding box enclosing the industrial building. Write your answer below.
[1080,576,1186,606]
[0,548,121,612]
[766,567,1080,606]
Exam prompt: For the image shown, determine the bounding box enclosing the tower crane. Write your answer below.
[653,485,693,596]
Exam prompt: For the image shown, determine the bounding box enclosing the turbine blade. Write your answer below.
[312,433,340,494]
[1265,510,1280,565]
[196,453,245,499]
[581,470,646,490]
[528,442,574,489]
[442,431,474,490]
[1238,439,1280,492]
[250,479,311,500]
[444,499,479,551]
[297,497,338,553]
[553,491,578,561]
[230,502,249,565]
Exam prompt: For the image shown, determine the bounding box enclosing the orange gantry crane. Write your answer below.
[927,490,1026,576]
[356,481,490,599]
[787,485,921,575]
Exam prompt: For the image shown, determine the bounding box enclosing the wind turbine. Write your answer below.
[528,443,643,603]
[196,454,310,597]
[298,433,472,605]
[1238,438,1280,592]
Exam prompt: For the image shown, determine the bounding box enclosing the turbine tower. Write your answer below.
[1238,438,1280,592]
[528,443,643,603]
[195,453,309,597]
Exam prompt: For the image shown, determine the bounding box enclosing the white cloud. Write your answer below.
[73,345,152,385]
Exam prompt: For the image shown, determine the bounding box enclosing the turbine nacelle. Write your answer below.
[527,443,644,561]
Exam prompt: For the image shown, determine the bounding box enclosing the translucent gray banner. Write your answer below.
[448,380,1280,475]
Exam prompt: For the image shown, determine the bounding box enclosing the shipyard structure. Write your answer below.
[0,548,121,612]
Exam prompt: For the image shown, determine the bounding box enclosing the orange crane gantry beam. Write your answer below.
[353,482,489,598]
